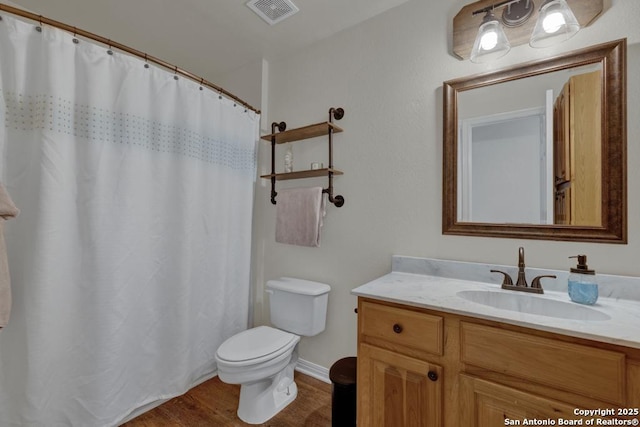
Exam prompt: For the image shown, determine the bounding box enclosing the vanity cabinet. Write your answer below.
[357,297,640,426]
[553,70,602,226]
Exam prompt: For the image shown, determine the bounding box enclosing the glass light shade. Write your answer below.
[530,0,580,48]
[470,11,511,63]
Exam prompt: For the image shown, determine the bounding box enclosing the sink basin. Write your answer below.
[456,290,611,321]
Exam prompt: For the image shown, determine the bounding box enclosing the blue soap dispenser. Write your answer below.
[568,255,598,305]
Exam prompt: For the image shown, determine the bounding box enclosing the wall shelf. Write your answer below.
[260,168,344,181]
[262,107,345,207]
[260,122,343,144]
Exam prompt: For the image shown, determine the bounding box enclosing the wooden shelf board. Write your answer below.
[261,122,343,144]
[260,168,343,181]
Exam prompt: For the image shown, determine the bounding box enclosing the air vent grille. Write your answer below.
[246,0,299,25]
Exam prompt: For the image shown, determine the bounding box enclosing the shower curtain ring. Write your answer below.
[199,78,204,91]
[72,27,79,44]
[144,54,149,68]
[35,15,43,32]
[173,66,179,81]
[107,40,113,55]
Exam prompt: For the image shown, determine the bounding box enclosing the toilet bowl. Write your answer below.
[215,277,331,424]
[216,326,301,424]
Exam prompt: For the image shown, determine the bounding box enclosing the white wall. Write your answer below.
[252,0,640,369]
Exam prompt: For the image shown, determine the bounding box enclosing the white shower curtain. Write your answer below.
[0,14,258,426]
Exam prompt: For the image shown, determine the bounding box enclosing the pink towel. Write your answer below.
[0,183,19,329]
[275,187,326,247]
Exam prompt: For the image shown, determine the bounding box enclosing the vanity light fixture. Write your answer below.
[465,0,590,63]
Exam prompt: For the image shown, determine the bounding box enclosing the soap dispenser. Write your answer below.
[568,255,598,305]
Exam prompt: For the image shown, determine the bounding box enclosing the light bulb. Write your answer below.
[480,31,499,50]
[542,11,565,33]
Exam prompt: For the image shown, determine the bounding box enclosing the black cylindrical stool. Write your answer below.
[329,356,357,427]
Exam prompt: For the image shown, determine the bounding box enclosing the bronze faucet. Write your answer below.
[491,247,556,294]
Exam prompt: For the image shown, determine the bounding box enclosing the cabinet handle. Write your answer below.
[392,323,403,334]
[427,371,438,382]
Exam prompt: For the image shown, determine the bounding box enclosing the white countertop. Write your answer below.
[352,270,640,349]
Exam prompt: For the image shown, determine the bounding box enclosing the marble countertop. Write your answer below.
[351,257,640,349]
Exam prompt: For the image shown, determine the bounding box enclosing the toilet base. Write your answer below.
[216,331,303,424]
[237,372,298,424]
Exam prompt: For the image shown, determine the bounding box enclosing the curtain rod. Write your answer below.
[0,3,261,114]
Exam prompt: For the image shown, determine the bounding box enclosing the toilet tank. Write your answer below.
[266,277,331,336]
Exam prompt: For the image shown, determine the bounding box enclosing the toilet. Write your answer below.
[215,277,331,424]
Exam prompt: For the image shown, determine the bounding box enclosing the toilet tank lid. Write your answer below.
[266,277,331,296]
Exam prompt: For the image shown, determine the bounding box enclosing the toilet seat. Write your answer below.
[216,326,298,366]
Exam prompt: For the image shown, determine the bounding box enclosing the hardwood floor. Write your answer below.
[121,372,332,426]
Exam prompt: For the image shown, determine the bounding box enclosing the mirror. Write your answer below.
[443,39,627,243]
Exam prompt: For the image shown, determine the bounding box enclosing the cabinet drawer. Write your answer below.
[461,322,626,405]
[360,301,443,356]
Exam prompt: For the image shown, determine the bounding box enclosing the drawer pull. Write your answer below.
[392,323,403,334]
[427,371,438,382]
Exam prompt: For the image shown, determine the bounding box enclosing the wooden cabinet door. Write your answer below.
[552,70,602,226]
[459,375,615,427]
[568,70,602,226]
[358,343,442,427]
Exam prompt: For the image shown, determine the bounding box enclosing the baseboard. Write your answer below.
[295,358,331,384]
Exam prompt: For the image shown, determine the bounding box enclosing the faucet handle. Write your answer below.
[531,275,557,290]
[490,269,514,286]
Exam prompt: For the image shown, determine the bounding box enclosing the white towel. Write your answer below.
[275,187,326,247]
[0,182,19,329]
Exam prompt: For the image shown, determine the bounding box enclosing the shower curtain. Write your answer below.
[0,14,258,426]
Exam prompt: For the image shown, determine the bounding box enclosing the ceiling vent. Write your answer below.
[246,0,299,25]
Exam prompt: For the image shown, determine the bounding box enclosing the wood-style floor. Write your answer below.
[121,372,332,426]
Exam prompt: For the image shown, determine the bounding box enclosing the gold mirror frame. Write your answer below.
[443,39,627,243]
